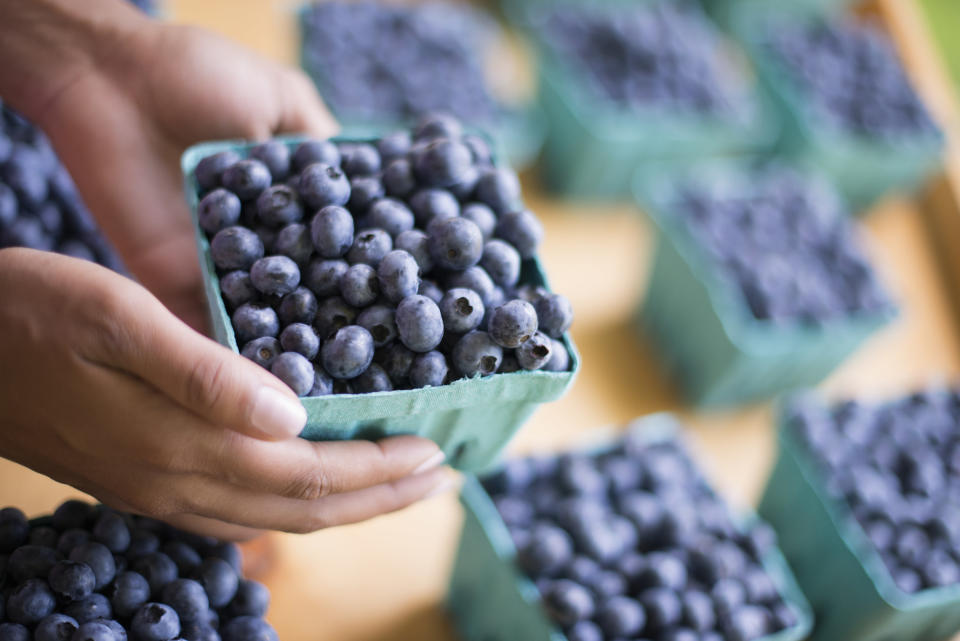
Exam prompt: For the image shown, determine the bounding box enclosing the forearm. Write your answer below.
[0,0,147,125]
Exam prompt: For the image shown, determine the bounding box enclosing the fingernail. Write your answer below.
[251,387,307,438]
[423,477,454,500]
[412,450,446,475]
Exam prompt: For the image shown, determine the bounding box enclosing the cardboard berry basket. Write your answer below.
[759,400,960,641]
[730,2,945,212]
[634,162,895,408]
[296,5,546,171]
[447,413,814,641]
[700,0,855,32]
[503,0,779,201]
[180,137,579,472]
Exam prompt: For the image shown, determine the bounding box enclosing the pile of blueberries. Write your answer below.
[788,391,960,594]
[537,1,738,116]
[194,114,573,396]
[0,102,124,272]
[674,166,891,324]
[0,499,275,641]
[301,2,499,125]
[766,18,939,139]
[482,428,800,641]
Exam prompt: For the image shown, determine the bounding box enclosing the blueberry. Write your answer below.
[382,159,416,198]
[220,616,277,641]
[377,131,412,164]
[413,138,473,187]
[463,135,492,166]
[639,587,682,632]
[7,578,56,624]
[222,160,271,200]
[0,508,28,552]
[517,523,573,576]
[418,279,444,304]
[53,501,95,531]
[351,363,393,393]
[210,227,264,271]
[533,293,573,338]
[356,305,397,348]
[252,225,277,254]
[37,203,63,237]
[394,230,434,273]
[446,266,496,307]
[439,288,484,334]
[488,299,538,348]
[0,624,28,641]
[70,621,117,641]
[596,595,646,638]
[249,256,300,296]
[347,229,393,267]
[132,552,177,597]
[91,512,131,554]
[480,240,521,289]
[273,223,313,265]
[566,621,602,641]
[298,163,350,210]
[409,189,459,227]
[725,605,770,641]
[270,352,315,396]
[310,205,354,258]
[347,176,384,214]
[474,167,522,214]
[339,143,381,176]
[516,332,552,371]
[160,579,209,625]
[414,113,463,141]
[498,353,520,373]
[277,286,318,326]
[249,141,290,182]
[742,567,779,603]
[428,216,483,270]
[195,151,241,192]
[395,295,444,352]
[291,140,340,172]
[452,330,503,377]
[309,369,335,396]
[304,258,349,297]
[232,304,279,345]
[368,199,415,237]
[461,203,497,242]
[321,325,375,379]
[255,185,303,228]
[57,529,91,557]
[712,577,747,615]
[496,210,543,259]
[109,571,152,618]
[279,323,320,360]
[47,560,96,602]
[409,351,448,388]
[219,271,256,310]
[240,337,281,369]
[226,580,269,618]
[378,343,416,385]
[682,589,715,632]
[377,250,420,303]
[132,603,180,641]
[541,579,595,626]
[198,189,242,234]
[58,241,97,262]
[339,263,379,307]
[33,614,78,641]
[313,296,357,339]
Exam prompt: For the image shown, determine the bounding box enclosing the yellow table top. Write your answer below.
[2,2,959,640]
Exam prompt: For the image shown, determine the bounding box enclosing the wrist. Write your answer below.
[0,0,150,126]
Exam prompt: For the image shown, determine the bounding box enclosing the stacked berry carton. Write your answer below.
[760,393,960,641]
[731,2,943,211]
[448,413,813,641]
[297,1,545,170]
[181,122,578,472]
[504,0,777,200]
[635,160,895,407]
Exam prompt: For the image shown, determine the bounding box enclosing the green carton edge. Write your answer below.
[759,397,960,641]
[180,136,579,472]
[448,412,815,641]
[632,161,896,407]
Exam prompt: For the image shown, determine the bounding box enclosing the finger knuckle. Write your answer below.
[282,466,334,501]
[184,356,230,416]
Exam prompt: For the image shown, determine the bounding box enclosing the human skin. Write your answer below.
[0,0,449,539]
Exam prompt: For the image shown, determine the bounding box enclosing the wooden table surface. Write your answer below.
[2,2,959,640]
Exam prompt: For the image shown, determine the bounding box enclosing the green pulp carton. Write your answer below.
[505,0,778,200]
[634,163,894,407]
[181,137,579,472]
[297,4,545,171]
[731,3,944,212]
[759,402,960,641]
[701,0,856,32]
[448,413,814,641]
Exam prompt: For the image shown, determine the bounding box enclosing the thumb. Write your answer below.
[91,276,307,441]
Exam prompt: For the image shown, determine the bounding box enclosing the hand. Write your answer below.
[32,13,337,330]
[0,249,449,539]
